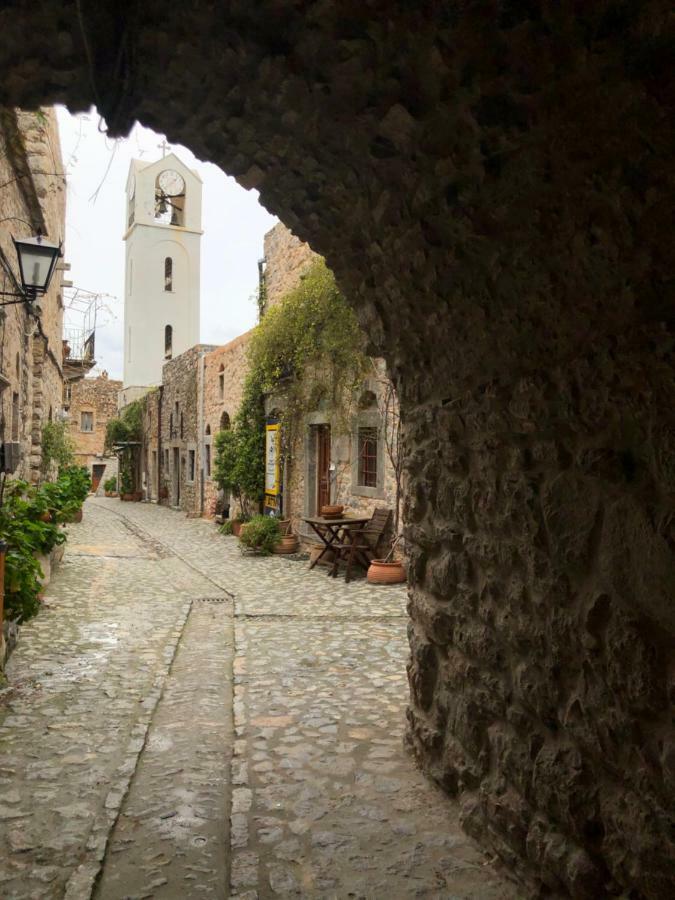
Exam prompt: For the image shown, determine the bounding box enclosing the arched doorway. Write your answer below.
[0,6,671,893]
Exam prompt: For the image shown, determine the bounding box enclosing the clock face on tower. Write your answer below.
[158,170,185,197]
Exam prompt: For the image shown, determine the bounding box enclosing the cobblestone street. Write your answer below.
[0,499,516,899]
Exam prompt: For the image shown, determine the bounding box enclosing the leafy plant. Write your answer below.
[119,468,134,496]
[218,519,234,536]
[103,476,118,493]
[0,467,92,622]
[238,514,281,555]
[105,400,143,450]
[213,375,265,519]
[40,421,74,478]
[58,465,91,508]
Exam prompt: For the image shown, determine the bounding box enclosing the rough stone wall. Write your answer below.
[0,106,65,480]
[159,344,215,515]
[202,333,250,517]
[137,387,161,501]
[69,372,122,467]
[1,4,673,895]
[262,223,317,312]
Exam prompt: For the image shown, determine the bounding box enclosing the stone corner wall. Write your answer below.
[262,222,317,311]
[202,334,251,517]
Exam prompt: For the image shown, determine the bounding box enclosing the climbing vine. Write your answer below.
[247,257,368,452]
[213,258,368,515]
[105,401,143,494]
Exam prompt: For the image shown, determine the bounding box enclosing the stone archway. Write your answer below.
[1,3,672,896]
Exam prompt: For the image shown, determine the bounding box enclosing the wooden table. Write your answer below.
[303,515,370,575]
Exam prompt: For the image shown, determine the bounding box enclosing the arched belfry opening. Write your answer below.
[2,3,672,895]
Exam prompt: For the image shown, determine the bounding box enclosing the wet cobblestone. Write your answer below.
[0,498,517,899]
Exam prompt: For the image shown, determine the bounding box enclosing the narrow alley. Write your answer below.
[0,499,515,899]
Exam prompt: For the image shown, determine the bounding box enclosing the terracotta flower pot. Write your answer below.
[273,534,299,554]
[121,493,134,502]
[321,504,344,519]
[71,508,83,523]
[367,559,406,584]
[231,520,242,537]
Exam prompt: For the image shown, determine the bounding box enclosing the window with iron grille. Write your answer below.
[357,427,378,487]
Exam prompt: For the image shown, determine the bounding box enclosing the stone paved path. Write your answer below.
[0,498,517,899]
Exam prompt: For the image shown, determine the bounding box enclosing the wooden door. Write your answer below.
[316,425,331,513]
[91,464,105,492]
[173,447,180,506]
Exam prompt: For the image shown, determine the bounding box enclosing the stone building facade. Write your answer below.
[156,344,215,514]
[202,333,250,516]
[0,106,66,481]
[68,372,121,491]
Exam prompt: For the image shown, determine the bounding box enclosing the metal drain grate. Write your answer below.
[194,596,229,603]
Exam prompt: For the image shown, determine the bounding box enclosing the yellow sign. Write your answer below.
[265,424,280,495]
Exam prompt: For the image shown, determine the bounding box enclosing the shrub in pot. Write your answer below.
[238,515,282,555]
[103,476,118,496]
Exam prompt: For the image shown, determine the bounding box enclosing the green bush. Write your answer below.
[238,514,281,555]
[103,476,118,493]
[0,466,92,622]
[218,519,234,536]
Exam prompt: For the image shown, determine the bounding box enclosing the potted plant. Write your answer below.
[367,377,406,584]
[119,468,134,501]
[103,476,118,497]
[238,514,282,555]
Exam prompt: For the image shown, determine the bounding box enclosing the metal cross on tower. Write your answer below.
[158,138,170,158]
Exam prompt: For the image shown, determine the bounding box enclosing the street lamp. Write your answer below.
[0,232,62,307]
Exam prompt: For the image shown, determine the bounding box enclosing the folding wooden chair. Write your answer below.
[331,507,392,582]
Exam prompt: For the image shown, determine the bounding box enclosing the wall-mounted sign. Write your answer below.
[265,423,280,495]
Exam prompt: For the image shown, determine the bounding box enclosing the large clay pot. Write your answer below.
[71,508,83,523]
[273,534,299,554]
[231,520,242,537]
[367,559,406,584]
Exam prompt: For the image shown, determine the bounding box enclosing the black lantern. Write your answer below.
[13,233,62,298]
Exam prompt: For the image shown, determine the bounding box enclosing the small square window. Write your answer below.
[81,411,94,433]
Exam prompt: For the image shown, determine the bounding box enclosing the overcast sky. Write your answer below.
[56,107,278,380]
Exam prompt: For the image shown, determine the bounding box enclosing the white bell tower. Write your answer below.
[122,152,202,390]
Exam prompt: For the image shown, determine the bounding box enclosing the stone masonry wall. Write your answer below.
[262,222,317,312]
[159,345,215,515]
[202,333,250,517]
[0,106,65,481]
[3,4,672,894]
